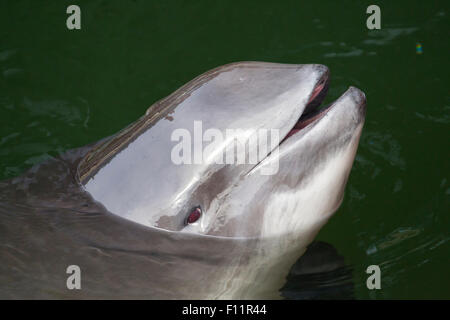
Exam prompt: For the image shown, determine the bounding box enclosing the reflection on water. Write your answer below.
[362,131,406,169]
[364,27,419,46]
[282,242,354,300]
[367,227,422,254]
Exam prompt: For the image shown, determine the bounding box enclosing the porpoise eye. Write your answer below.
[186,206,202,225]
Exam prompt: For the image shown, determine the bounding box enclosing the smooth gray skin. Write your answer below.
[80,62,329,234]
[0,62,366,299]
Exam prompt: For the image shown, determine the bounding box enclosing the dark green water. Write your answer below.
[0,1,448,299]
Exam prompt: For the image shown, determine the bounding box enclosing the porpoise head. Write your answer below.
[77,62,366,240]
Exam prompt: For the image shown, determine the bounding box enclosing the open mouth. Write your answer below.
[282,71,333,142]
